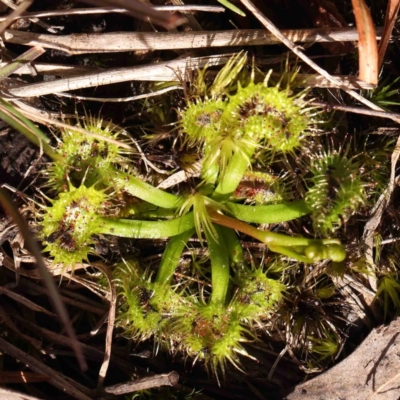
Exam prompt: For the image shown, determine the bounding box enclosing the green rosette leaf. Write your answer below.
[41,184,108,267]
[180,98,226,145]
[234,267,285,321]
[305,152,365,234]
[47,117,132,191]
[223,82,311,153]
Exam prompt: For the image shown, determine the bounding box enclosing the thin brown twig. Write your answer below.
[103,372,179,395]
[13,314,145,376]
[78,0,187,30]
[0,305,42,349]
[368,369,400,399]
[0,0,59,33]
[0,0,32,35]
[0,285,56,316]
[92,262,116,392]
[291,73,375,89]
[3,58,375,90]
[62,272,110,299]
[19,277,108,315]
[0,5,225,22]
[310,101,400,121]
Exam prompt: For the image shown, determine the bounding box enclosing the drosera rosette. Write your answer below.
[305,149,365,234]
[211,76,315,202]
[46,115,134,191]
[181,98,227,147]
[172,297,252,376]
[221,78,311,154]
[357,135,393,204]
[180,53,316,203]
[180,52,248,141]
[232,263,286,325]
[280,270,346,368]
[46,115,181,209]
[168,225,255,376]
[113,258,190,343]
[168,228,285,376]
[114,229,195,346]
[39,181,195,268]
[308,328,341,362]
[179,53,247,185]
[40,182,109,267]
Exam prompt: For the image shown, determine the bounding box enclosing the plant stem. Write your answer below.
[226,200,312,224]
[120,201,176,219]
[97,212,194,239]
[111,168,181,209]
[205,224,230,306]
[219,226,247,267]
[208,208,346,262]
[155,228,195,284]
[212,144,256,202]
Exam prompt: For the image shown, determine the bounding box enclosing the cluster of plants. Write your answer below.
[31,54,374,375]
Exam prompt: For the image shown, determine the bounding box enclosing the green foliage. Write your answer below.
[217,0,245,17]
[316,284,336,299]
[178,191,223,244]
[309,331,340,360]
[223,82,310,153]
[233,266,286,321]
[47,116,133,191]
[40,184,108,266]
[358,135,393,204]
[116,261,187,342]
[181,98,226,145]
[376,274,400,319]
[172,301,250,375]
[31,53,372,376]
[305,151,365,234]
[365,75,400,110]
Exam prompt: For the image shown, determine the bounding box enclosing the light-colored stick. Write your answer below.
[0,61,102,77]
[2,54,230,98]
[55,85,183,102]
[3,59,375,90]
[2,27,380,55]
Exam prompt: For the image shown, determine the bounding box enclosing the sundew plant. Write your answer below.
[33,54,368,375]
